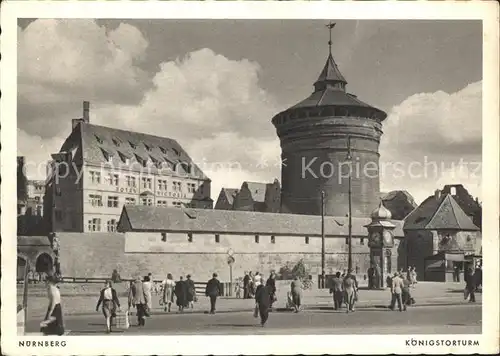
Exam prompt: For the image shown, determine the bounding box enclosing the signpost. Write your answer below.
[227,249,235,297]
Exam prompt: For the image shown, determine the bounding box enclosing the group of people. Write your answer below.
[160,274,197,313]
[327,270,359,313]
[387,271,415,312]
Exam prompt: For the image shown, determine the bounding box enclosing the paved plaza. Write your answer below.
[23,281,481,335]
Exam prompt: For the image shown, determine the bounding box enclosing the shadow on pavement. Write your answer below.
[208,323,261,328]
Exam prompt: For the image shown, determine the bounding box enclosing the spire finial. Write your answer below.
[326,21,336,54]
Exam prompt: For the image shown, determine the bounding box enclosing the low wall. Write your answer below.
[58,232,392,282]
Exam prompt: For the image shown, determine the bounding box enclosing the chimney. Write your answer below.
[83,101,90,123]
[434,189,441,200]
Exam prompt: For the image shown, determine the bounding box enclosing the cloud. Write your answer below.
[17,20,281,200]
[18,19,151,138]
[380,81,482,203]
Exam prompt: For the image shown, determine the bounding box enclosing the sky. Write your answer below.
[17,19,482,204]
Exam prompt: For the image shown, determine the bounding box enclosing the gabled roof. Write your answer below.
[74,123,208,179]
[222,188,239,205]
[243,182,268,203]
[118,205,405,237]
[404,193,479,231]
[314,53,347,85]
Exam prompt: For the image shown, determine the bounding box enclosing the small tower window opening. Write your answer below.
[94,134,103,144]
[271,235,276,244]
[215,234,220,243]
[161,232,167,242]
[450,186,457,195]
[255,235,259,244]
[112,138,121,146]
[305,236,310,244]
[188,233,193,243]
[360,237,365,245]
[129,141,137,149]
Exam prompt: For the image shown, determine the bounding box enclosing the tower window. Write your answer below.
[255,235,259,244]
[305,236,310,244]
[161,232,167,242]
[215,234,220,243]
[271,235,276,244]
[188,233,193,243]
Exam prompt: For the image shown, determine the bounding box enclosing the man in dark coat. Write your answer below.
[243,272,250,299]
[329,272,344,310]
[265,272,277,310]
[465,268,476,303]
[186,274,196,309]
[174,276,188,312]
[128,277,148,326]
[255,276,273,327]
[205,273,221,314]
[367,266,374,289]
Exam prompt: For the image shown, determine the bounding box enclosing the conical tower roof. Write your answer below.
[314,53,347,87]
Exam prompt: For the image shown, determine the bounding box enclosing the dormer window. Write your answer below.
[94,134,103,144]
[100,148,113,162]
[129,141,137,149]
[159,147,167,154]
[172,148,180,156]
[112,138,121,146]
[144,144,153,152]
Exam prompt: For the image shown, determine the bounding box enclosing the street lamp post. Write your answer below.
[321,190,325,287]
[346,136,353,272]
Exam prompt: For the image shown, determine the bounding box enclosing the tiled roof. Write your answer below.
[404,194,479,231]
[315,53,347,85]
[118,205,405,237]
[79,123,209,180]
[243,182,268,203]
[290,88,382,111]
[222,188,239,205]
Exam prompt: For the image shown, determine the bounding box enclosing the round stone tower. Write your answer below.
[272,26,387,217]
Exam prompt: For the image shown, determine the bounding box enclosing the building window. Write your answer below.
[161,232,167,242]
[158,179,168,191]
[188,233,193,243]
[126,176,136,188]
[255,235,259,244]
[271,235,276,244]
[141,198,153,206]
[305,236,310,244]
[112,138,121,146]
[55,210,63,222]
[88,218,101,232]
[360,237,365,245]
[144,144,153,152]
[89,194,103,207]
[89,171,101,184]
[159,147,167,154]
[172,201,182,208]
[172,181,182,192]
[94,134,103,144]
[187,183,196,193]
[125,197,136,205]
[107,219,117,232]
[142,177,152,190]
[108,196,119,208]
[215,234,220,243]
[129,141,137,149]
[157,200,168,207]
[108,174,119,186]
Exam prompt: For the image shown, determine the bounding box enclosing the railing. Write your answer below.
[33,277,235,297]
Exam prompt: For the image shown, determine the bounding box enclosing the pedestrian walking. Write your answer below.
[329,272,344,310]
[464,268,476,303]
[243,272,250,299]
[401,275,412,310]
[205,273,221,314]
[142,275,153,312]
[174,276,188,312]
[254,272,262,289]
[290,276,303,313]
[265,272,277,310]
[128,277,149,326]
[96,280,121,333]
[410,267,418,287]
[161,273,175,312]
[40,275,65,335]
[390,272,405,312]
[255,276,273,327]
[343,270,358,313]
[186,274,197,309]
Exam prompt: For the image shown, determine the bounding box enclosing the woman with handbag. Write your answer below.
[96,280,121,333]
[40,275,65,335]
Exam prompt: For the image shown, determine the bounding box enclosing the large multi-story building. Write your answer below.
[46,101,213,233]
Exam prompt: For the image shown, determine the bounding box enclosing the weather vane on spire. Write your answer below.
[326,21,336,54]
